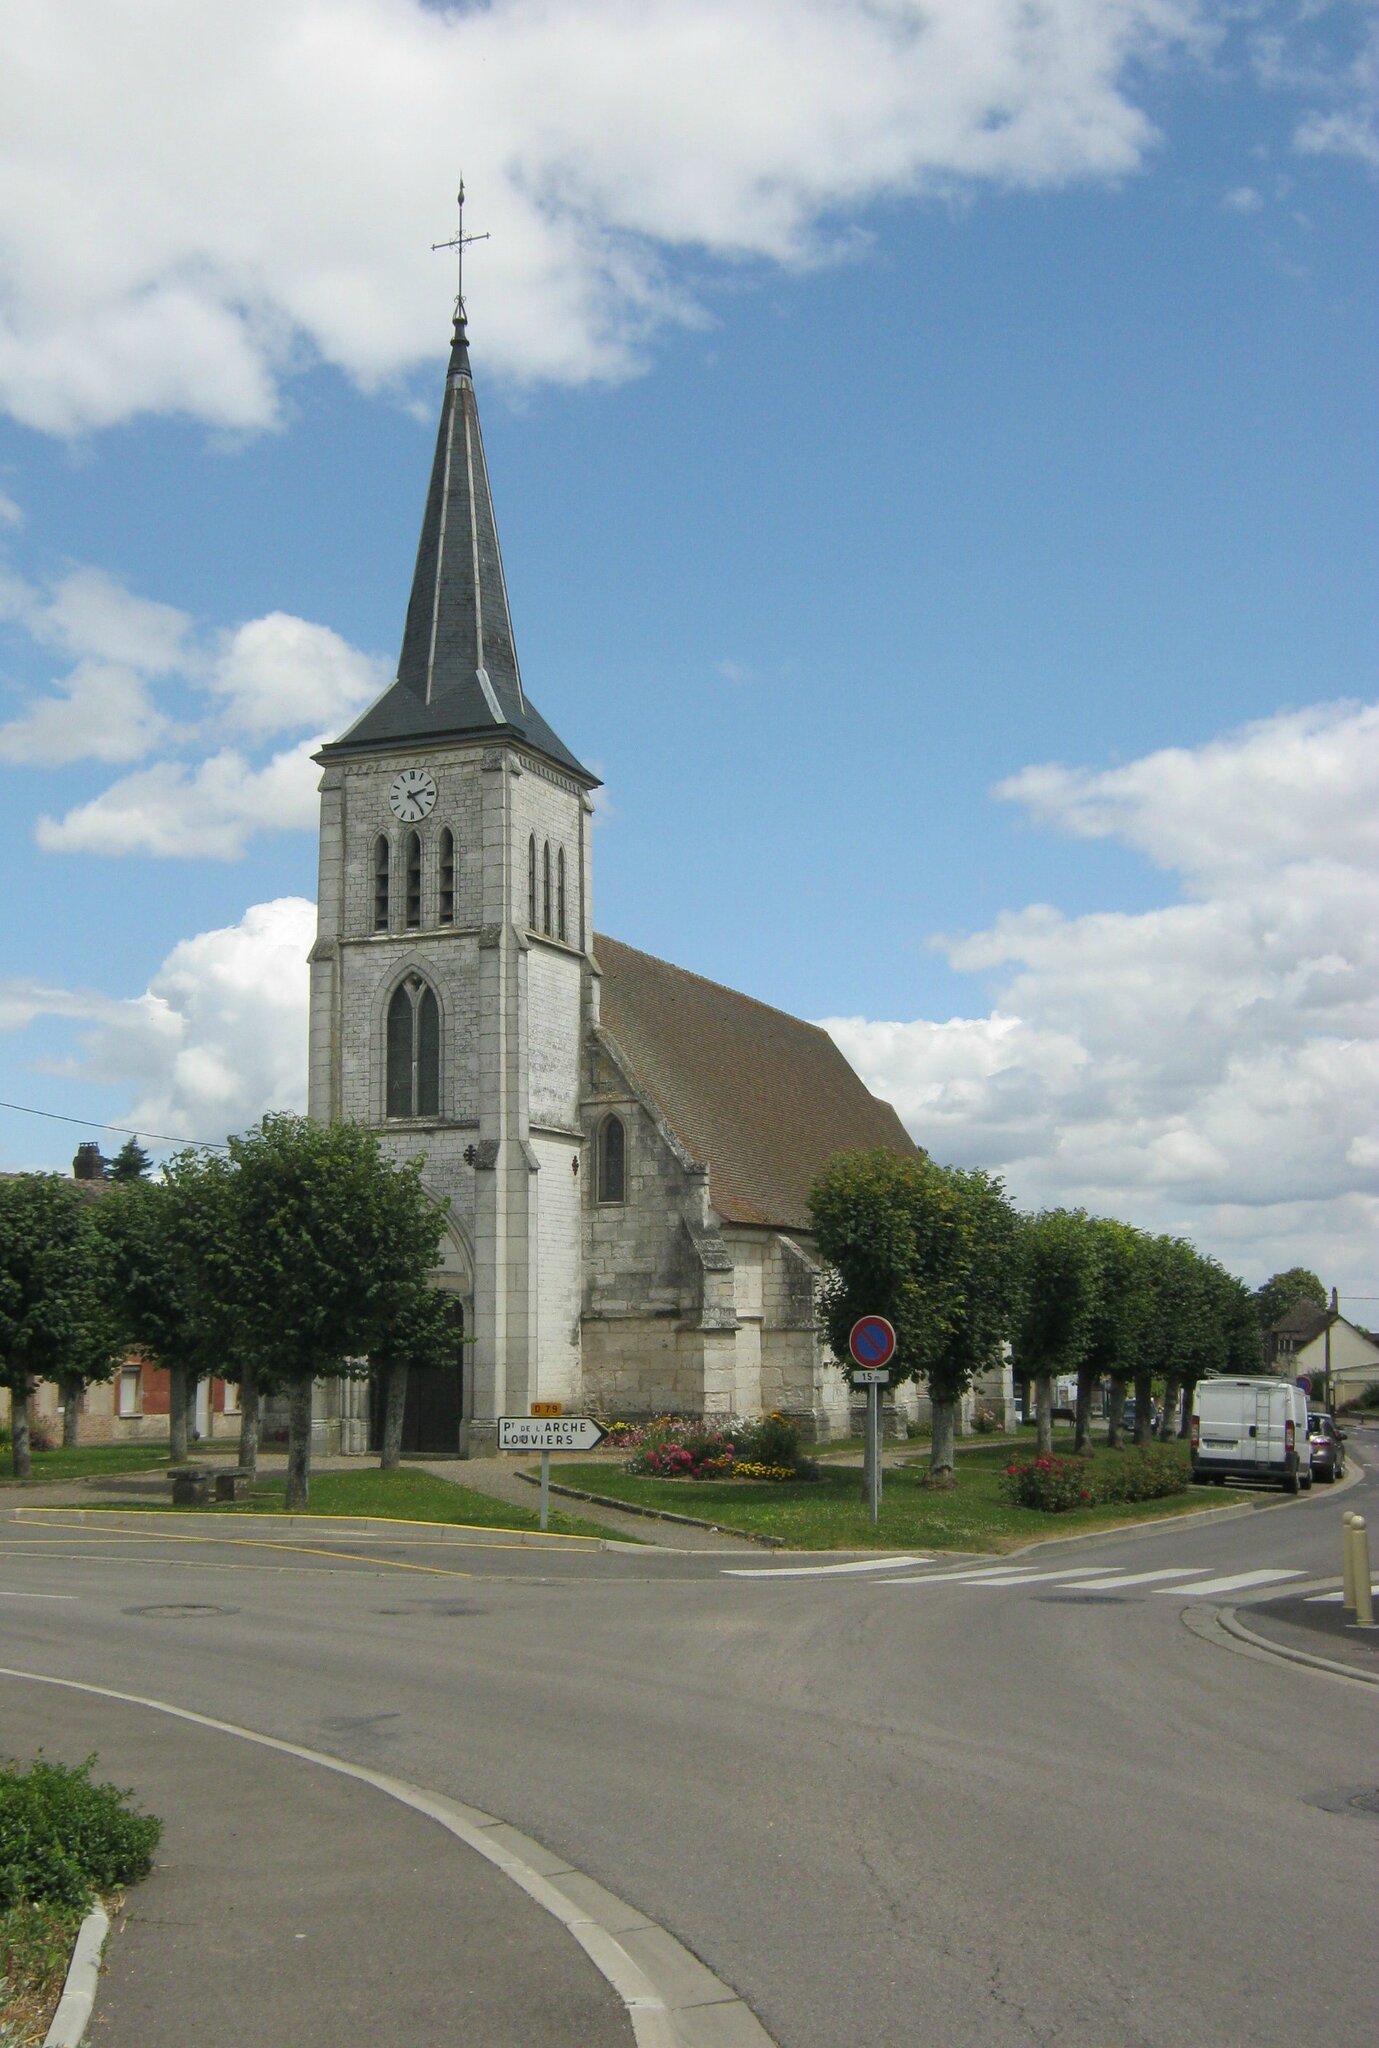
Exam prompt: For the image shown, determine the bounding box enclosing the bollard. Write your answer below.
[1341,1511,1359,1612]
[1353,1515,1374,1630]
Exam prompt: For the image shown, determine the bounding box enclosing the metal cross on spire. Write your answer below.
[432,181,489,330]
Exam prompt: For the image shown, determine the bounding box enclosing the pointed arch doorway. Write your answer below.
[369,1219,472,1456]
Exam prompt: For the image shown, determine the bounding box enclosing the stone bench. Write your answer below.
[214,1469,253,1503]
[169,1466,212,1506]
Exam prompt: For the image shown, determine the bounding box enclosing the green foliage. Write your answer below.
[1082,1219,1154,1387]
[0,1757,160,1913]
[1001,1444,1189,1513]
[108,1138,152,1183]
[96,1165,236,1384]
[1252,1267,1327,1332]
[0,1178,121,1464]
[1011,1209,1102,1381]
[999,1455,1097,1512]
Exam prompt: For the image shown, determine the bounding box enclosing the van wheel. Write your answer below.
[1300,1471,1313,1491]
[1284,1471,1301,1495]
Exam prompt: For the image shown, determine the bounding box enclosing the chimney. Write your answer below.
[72,1141,107,1181]
[1330,1286,1339,1313]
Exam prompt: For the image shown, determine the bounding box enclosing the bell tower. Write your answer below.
[308,250,598,1452]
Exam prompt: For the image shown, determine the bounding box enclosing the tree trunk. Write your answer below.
[1134,1370,1153,1445]
[1178,1379,1194,1439]
[61,1375,82,1447]
[237,1361,260,1478]
[184,1373,200,1446]
[380,1363,408,1472]
[285,1377,313,1511]
[1106,1379,1126,1450]
[1035,1372,1054,1457]
[168,1361,189,1463]
[1161,1375,1181,1443]
[1074,1364,1096,1457]
[925,1396,957,1488]
[10,1380,33,1478]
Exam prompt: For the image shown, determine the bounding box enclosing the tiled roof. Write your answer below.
[321,318,594,785]
[596,933,919,1230]
[1270,1301,1333,1343]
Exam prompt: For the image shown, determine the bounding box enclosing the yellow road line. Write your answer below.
[3,1522,473,1578]
[10,1505,602,1545]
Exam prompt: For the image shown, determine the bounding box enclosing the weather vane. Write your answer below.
[432,181,489,326]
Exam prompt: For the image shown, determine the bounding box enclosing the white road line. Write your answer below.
[1305,1591,1345,1603]
[723,1555,929,1579]
[0,1589,77,1601]
[883,1565,1122,1588]
[1160,1569,1304,1597]
[1060,1567,1208,1591]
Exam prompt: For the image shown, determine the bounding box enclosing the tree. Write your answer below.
[371,1284,459,1471]
[0,1177,120,1477]
[1011,1209,1102,1457]
[109,1137,153,1184]
[811,1149,937,1394]
[224,1115,447,1509]
[1082,1220,1154,1449]
[1252,1267,1326,1334]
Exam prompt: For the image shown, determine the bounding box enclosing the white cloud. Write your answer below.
[0,659,171,765]
[0,0,1223,434]
[1293,9,1379,167]
[36,737,325,858]
[0,899,314,1145]
[210,612,387,738]
[822,699,1379,1289]
[1221,184,1263,212]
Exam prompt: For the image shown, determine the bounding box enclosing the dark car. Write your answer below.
[1307,1412,1346,1482]
[1121,1399,1161,1438]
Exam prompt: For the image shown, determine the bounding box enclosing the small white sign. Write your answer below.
[498,1415,607,1453]
[851,1370,890,1386]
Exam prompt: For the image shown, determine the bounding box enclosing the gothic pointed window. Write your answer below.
[556,847,567,943]
[386,976,441,1118]
[439,828,455,925]
[542,841,552,936]
[597,1113,626,1204]
[405,831,422,928]
[374,835,391,931]
[527,834,537,929]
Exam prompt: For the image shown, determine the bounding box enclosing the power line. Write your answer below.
[0,1098,229,1153]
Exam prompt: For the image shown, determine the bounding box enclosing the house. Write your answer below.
[1268,1293,1379,1407]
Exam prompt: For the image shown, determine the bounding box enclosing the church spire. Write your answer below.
[321,195,592,783]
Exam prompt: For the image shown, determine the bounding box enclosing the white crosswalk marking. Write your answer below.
[1060,1567,1207,1591]
[1158,1568,1303,1597]
[722,1555,929,1579]
[883,1564,1121,1588]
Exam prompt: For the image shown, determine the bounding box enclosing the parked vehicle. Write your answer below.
[1306,1411,1346,1482]
[1121,1399,1161,1438]
[1190,1378,1312,1493]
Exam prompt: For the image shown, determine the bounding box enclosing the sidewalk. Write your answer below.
[1232,1586,1379,1681]
[3,1676,635,2048]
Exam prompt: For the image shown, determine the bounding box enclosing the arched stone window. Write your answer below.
[542,840,552,936]
[527,834,537,929]
[405,831,422,929]
[439,828,455,925]
[556,847,567,943]
[373,835,391,932]
[386,976,441,1118]
[597,1113,626,1204]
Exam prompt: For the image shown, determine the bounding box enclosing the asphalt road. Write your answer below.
[2,1447,1376,2048]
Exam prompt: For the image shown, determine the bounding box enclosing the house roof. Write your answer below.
[319,313,594,786]
[595,933,919,1231]
[1270,1301,1333,1344]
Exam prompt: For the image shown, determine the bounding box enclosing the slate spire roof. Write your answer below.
[320,307,594,782]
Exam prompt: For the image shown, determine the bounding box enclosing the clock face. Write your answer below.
[389,768,437,822]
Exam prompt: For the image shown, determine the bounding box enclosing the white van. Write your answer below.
[1190,1378,1312,1493]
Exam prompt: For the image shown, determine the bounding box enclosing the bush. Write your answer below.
[626,1411,818,1481]
[0,1757,161,1913]
[1096,1445,1189,1503]
[970,1405,999,1435]
[999,1456,1095,1512]
[1000,1445,1191,1514]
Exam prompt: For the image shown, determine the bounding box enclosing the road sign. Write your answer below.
[530,1400,563,1417]
[852,1369,890,1386]
[498,1415,606,1453]
[1295,1376,1312,1396]
[849,1315,897,1369]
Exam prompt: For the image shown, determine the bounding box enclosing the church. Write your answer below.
[305,292,929,1455]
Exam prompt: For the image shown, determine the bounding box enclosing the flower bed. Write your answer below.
[622,1412,818,1482]
[999,1444,1191,1513]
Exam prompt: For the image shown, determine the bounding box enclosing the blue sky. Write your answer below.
[0,0,1375,1297]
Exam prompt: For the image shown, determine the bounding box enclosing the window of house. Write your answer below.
[117,1366,142,1418]
[373,835,391,931]
[542,841,552,936]
[597,1113,626,1203]
[405,831,422,928]
[439,828,455,925]
[386,976,441,1117]
[221,1379,240,1416]
[557,847,567,943]
[528,834,537,928]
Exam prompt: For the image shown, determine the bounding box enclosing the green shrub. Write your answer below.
[0,1757,161,1913]
[1000,1445,1190,1514]
[999,1456,1095,1512]
[1096,1445,1189,1503]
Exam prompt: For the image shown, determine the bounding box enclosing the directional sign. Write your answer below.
[852,1369,890,1386]
[849,1315,897,1370]
[498,1415,606,1453]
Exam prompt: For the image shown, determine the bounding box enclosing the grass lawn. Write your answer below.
[557,1443,1238,1552]
[0,1443,176,1485]
[94,1465,620,1542]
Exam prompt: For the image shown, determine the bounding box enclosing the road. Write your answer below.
[2,1444,1376,2048]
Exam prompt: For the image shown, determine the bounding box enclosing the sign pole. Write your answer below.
[868,1382,881,1526]
[848,1316,897,1530]
[540,1449,550,1531]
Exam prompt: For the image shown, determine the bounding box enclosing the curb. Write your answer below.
[1215,1602,1379,1689]
[1,1667,776,2048]
[42,1901,108,2048]
[513,1472,784,1548]
[5,1506,607,1550]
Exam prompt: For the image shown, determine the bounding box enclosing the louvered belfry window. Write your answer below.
[439,828,455,925]
[527,835,537,928]
[542,841,552,936]
[373,836,390,931]
[405,832,422,928]
[556,847,567,943]
[386,977,441,1118]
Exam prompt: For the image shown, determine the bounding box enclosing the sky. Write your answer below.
[0,0,1375,1304]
